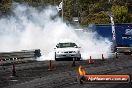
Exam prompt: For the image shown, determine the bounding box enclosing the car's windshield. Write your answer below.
[56,43,78,48]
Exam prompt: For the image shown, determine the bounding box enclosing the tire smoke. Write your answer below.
[0,3,112,60]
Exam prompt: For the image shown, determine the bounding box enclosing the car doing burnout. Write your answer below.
[54,42,81,61]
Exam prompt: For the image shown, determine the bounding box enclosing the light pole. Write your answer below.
[62,0,63,21]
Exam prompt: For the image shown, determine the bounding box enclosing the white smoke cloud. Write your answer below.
[0,3,112,60]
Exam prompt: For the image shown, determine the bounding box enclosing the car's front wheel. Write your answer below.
[55,53,59,61]
[77,57,81,61]
[55,53,57,61]
[73,57,81,61]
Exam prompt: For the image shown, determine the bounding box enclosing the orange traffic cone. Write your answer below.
[102,54,105,61]
[0,59,2,64]
[88,56,93,64]
[0,59,3,66]
[115,52,118,58]
[72,58,76,67]
[48,60,52,71]
[12,63,16,76]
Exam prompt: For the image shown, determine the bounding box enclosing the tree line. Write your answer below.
[0,0,132,25]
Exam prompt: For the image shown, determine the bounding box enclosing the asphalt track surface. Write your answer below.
[0,54,132,88]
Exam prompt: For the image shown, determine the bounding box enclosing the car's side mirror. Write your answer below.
[74,46,77,48]
[56,45,59,48]
[78,46,81,48]
[74,46,81,48]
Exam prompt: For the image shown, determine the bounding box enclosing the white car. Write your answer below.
[54,42,81,61]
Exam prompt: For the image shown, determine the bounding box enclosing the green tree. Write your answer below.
[112,5,130,23]
[0,0,12,12]
[0,0,131,24]
[63,0,73,21]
